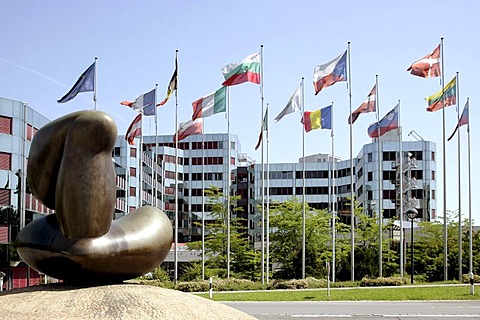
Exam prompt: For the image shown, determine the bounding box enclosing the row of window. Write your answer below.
[368,150,432,162]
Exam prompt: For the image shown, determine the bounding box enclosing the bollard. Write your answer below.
[470,272,475,295]
[0,271,5,292]
[209,277,213,298]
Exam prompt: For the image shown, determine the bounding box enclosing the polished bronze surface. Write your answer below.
[17,110,173,283]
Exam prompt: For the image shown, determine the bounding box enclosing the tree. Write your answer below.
[183,186,259,280]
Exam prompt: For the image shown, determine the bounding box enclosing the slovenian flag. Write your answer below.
[302,105,332,132]
[367,104,399,138]
[174,118,203,143]
[192,87,227,120]
[221,52,261,87]
[313,51,347,95]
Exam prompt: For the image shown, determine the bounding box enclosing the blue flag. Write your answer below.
[58,62,95,103]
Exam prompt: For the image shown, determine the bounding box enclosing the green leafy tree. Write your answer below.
[183,187,259,280]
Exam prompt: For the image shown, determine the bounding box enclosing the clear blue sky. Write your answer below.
[1,1,478,223]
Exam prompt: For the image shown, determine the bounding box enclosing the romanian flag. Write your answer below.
[367,104,399,138]
[426,76,456,112]
[221,52,261,87]
[448,99,469,141]
[302,105,332,133]
[349,84,376,124]
[313,50,347,95]
[407,44,441,78]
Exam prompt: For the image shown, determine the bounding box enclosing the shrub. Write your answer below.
[268,279,308,290]
[213,278,263,291]
[360,277,406,287]
[462,273,480,284]
[305,277,328,288]
[175,280,209,292]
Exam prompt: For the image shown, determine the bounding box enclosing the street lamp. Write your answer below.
[406,208,418,284]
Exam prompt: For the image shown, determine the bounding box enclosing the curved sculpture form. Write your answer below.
[16,110,172,283]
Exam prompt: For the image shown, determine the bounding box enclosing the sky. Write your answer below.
[1,1,478,224]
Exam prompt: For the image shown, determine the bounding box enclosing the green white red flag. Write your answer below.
[192,87,227,121]
[221,52,261,86]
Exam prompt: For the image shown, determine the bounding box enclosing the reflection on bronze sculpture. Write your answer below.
[16,110,172,283]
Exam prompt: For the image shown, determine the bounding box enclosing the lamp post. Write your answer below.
[406,208,418,284]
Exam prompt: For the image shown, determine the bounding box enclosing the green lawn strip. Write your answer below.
[196,285,480,301]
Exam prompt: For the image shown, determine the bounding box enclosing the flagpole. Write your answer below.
[374,75,383,277]
[266,103,270,284]
[201,116,205,281]
[226,85,231,279]
[260,44,265,284]
[301,77,306,280]
[94,57,97,110]
[455,72,462,280]
[467,98,473,294]
[331,101,336,283]
[398,100,404,279]
[440,37,448,281]
[154,84,159,208]
[174,49,179,284]
[347,41,355,281]
[139,115,143,207]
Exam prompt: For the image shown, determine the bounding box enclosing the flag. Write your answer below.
[448,100,469,141]
[407,44,441,78]
[174,118,203,143]
[255,107,268,150]
[157,57,178,106]
[120,88,156,116]
[367,104,399,138]
[349,85,376,124]
[221,52,261,86]
[57,62,95,103]
[313,50,347,95]
[426,75,456,112]
[302,105,332,133]
[125,113,142,145]
[192,87,227,120]
[274,85,301,122]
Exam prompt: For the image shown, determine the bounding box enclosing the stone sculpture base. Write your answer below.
[0,283,256,320]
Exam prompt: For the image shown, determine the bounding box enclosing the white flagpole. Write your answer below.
[202,118,205,281]
[467,98,473,295]
[266,103,270,284]
[260,44,265,284]
[331,101,336,283]
[455,72,462,280]
[347,41,355,281]
[398,100,404,278]
[94,57,97,110]
[301,77,306,280]
[227,86,231,279]
[440,37,448,281]
[139,115,143,207]
[174,49,179,284]
[154,84,159,208]
[375,75,383,278]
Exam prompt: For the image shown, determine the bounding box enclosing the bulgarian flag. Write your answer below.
[426,75,456,112]
[174,118,203,143]
[302,105,332,133]
[221,52,261,86]
[125,113,142,145]
[192,87,227,121]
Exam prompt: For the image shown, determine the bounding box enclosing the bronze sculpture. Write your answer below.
[16,110,172,283]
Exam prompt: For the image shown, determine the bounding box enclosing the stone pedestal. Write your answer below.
[0,283,256,320]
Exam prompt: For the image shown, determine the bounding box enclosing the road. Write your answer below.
[224,300,480,320]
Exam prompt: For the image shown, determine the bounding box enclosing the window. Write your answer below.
[0,116,12,135]
[27,124,35,141]
[130,167,136,177]
[130,147,137,158]
[367,171,373,181]
[165,171,176,179]
[231,157,235,165]
[432,170,435,180]
[192,157,203,165]
[431,151,435,161]
[129,187,136,197]
[409,151,423,160]
[411,170,423,179]
[432,190,436,199]
[383,190,396,200]
[383,151,396,161]
[113,147,121,157]
[383,170,396,182]
[368,152,373,162]
[0,153,11,170]
[183,158,189,165]
[231,141,235,150]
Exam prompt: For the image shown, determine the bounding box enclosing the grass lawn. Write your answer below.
[196,285,480,301]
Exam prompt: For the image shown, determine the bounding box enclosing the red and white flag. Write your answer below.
[348,84,376,124]
[125,113,142,145]
[407,44,441,78]
[173,118,203,143]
